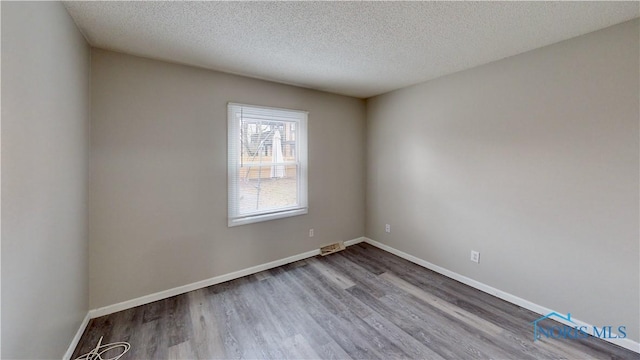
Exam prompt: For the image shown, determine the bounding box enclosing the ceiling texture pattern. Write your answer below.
[64,1,639,98]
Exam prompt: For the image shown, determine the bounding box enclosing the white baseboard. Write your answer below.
[344,237,365,247]
[363,237,640,354]
[63,312,90,360]
[88,237,365,319]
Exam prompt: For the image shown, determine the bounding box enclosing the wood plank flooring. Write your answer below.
[72,243,638,359]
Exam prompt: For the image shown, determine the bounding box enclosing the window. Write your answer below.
[228,103,308,226]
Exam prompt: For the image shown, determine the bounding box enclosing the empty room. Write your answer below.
[2,1,639,359]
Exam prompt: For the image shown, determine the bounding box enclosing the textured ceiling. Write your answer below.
[64,1,639,98]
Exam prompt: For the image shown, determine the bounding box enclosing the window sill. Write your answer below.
[228,207,308,227]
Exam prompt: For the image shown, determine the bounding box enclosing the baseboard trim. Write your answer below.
[344,237,365,247]
[363,237,640,354]
[63,312,90,360]
[88,237,365,319]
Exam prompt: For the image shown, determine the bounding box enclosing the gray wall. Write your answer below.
[89,49,366,308]
[366,19,639,342]
[1,2,90,358]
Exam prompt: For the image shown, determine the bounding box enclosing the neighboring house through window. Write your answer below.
[228,103,308,226]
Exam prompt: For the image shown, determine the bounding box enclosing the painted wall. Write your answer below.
[89,49,366,308]
[1,2,90,358]
[366,19,639,342]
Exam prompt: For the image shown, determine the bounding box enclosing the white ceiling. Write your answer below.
[64,1,639,98]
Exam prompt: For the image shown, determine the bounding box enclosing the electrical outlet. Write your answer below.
[470,250,480,263]
[309,228,314,237]
[385,224,391,233]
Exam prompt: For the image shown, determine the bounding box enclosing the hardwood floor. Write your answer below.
[72,243,637,359]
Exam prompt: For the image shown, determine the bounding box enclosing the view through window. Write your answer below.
[228,103,308,226]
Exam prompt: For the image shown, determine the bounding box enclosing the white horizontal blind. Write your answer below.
[228,103,308,226]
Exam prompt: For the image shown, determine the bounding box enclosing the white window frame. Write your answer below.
[228,102,308,227]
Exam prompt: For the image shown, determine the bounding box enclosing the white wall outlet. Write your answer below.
[470,250,480,263]
[385,224,391,233]
[309,228,314,237]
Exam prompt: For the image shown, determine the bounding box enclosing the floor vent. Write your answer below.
[320,242,345,256]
